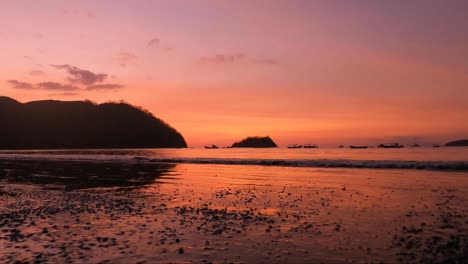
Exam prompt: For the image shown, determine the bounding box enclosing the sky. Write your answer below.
[1,0,467,147]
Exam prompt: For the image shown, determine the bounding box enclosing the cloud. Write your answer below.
[36,81,80,91]
[51,64,107,85]
[6,80,34,90]
[86,84,124,91]
[7,64,123,93]
[147,37,174,52]
[49,92,81,96]
[7,80,79,91]
[116,52,138,67]
[198,53,278,66]
[29,70,45,76]
[7,78,123,92]
[147,38,160,47]
[199,53,246,64]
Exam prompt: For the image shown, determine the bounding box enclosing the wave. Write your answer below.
[1,154,468,171]
[142,157,468,171]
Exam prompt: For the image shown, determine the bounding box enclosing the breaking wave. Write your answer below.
[1,154,468,171]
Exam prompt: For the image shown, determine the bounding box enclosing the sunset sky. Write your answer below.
[1,0,467,147]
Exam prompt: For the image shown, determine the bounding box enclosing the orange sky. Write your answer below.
[1,0,467,147]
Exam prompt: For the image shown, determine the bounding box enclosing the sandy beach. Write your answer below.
[1,159,467,263]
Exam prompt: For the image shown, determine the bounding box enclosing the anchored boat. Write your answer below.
[287,144,303,149]
[378,143,404,148]
[349,145,368,149]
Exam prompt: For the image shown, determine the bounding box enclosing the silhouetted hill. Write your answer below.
[445,139,468,147]
[0,96,187,149]
[231,136,277,148]
[0,96,20,106]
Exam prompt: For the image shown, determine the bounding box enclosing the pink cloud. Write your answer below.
[29,70,46,76]
[51,64,107,85]
[116,52,138,67]
[6,80,34,90]
[7,80,80,91]
[199,53,246,64]
[199,53,278,66]
[36,81,80,91]
[147,37,174,52]
[147,38,160,47]
[86,84,123,91]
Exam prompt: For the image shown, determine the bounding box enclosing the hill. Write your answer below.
[445,139,468,147]
[231,136,277,148]
[0,96,187,149]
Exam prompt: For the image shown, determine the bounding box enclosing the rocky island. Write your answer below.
[445,139,468,147]
[0,96,187,149]
[231,136,277,148]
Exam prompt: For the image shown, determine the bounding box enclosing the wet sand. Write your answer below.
[1,159,467,263]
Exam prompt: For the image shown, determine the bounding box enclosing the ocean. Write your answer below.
[1,147,468,171]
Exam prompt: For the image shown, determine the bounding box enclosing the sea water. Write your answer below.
[0,147,467,171]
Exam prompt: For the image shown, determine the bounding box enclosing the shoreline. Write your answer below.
[1,155,468,172]
[1,159,467,263]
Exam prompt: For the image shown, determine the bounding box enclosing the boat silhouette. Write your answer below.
[287,144,303,149]
[349,145,368,149]
[378,143,404,148]
[204,145,219,149]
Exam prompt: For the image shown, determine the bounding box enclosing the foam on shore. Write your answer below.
[1,154,468,171]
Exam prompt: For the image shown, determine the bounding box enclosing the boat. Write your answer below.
[433,144,440,148]
[287,144,302,149]
[204,145,219,149]
[378,143,404,148]
[338,145,344,148]
[411,144,421,147]
[303,144,318,148]
[349,145,368,149]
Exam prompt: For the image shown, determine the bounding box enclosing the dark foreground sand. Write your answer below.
[0,159,467,263]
